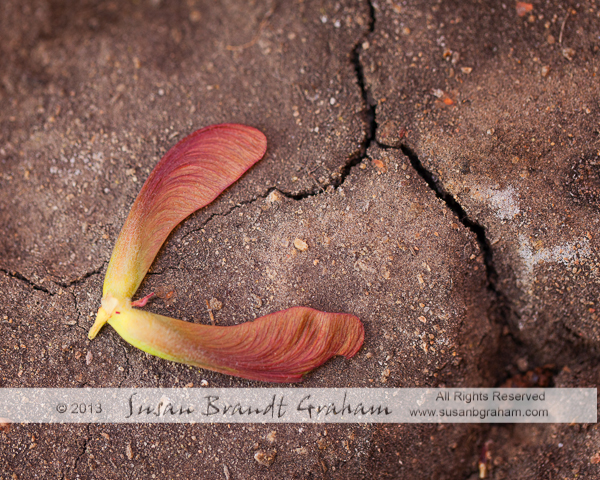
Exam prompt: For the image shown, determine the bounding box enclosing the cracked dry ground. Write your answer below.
[0,0,599,479]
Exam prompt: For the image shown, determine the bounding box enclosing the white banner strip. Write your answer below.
[0,388,595,424]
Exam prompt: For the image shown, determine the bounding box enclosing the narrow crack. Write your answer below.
[282,0,377,200]
[144,264,183,277]
[345,0,503,299]
[392,144,545,387]
[117,342,132,388]
[179,190,276,244]
[0,268,51,294]
[55,262,106,289]
[73,424,91,475]
[381,132,587,477]
[334,0,377,189]
[345,5,541,469]
[71,290,89,333]
[398,145,499,291]
[388,150,522,477]
[0,263,105,295]
[394,146,529,389]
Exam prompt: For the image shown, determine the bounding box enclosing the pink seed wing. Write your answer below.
[109,306,364,383]
[102,124,267,300]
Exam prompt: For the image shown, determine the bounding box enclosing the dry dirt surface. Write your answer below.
[1,0,599,479]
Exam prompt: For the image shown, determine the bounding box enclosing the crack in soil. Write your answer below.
[69,290,88,334]
[0,263,105,296]
[352,0,550,470]
[179,190,277,244]
[72,424,91,475]
[390,143,550,385]
[0,268,52,294]
[287,0,376,200]
[117,342,132,388]
[145,263,185,277]
[398,145,499,291]
[336,0,377,189]
[55,262,106,289]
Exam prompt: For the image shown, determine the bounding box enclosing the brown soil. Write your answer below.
[1,1,599,479]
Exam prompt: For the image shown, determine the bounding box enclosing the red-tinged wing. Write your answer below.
[108,306,364,383]
[103,124,267,301]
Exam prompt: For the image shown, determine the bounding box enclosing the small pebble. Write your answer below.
[250,293,263,309]
[294,238,309,251]
[126,443,133,460]
[515,2,533,17]
[209,298,223,310]
[541,65,550,77]
[376,119,403,147]
[86,351,93,365]
[266,190,282,203]
[254,449,277,467]
[562,47,576,61]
